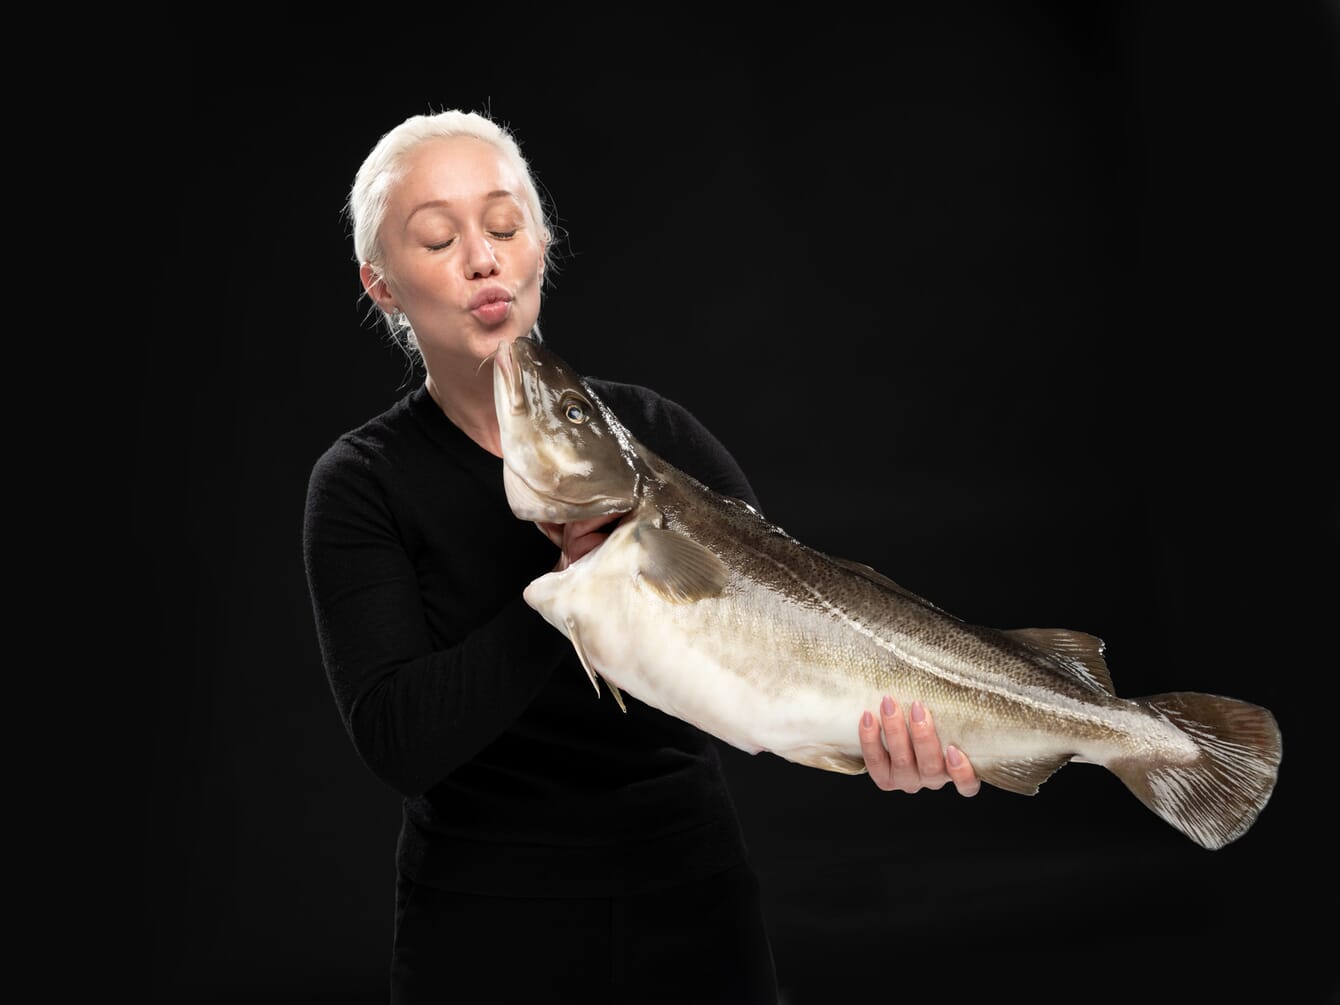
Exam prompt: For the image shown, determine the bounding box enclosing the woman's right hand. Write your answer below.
[535,512,627,571]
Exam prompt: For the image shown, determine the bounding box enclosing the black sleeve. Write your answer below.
[301,439,569,797]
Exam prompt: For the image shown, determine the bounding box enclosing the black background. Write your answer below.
[138,4,1337,1002]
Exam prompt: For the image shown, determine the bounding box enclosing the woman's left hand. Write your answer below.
[534,512,626,571]
[858,697,981,797]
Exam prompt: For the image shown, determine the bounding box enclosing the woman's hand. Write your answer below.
[859,697,981,797]
[535,512,627,571]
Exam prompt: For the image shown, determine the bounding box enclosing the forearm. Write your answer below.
[304,449,570,797]
[343,592,570,795]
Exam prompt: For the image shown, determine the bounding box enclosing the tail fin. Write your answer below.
[1110,692,1282,850]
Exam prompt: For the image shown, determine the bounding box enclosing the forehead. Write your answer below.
[389,135,527,214]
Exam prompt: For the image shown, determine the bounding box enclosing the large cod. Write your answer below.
[492,335,1281,851]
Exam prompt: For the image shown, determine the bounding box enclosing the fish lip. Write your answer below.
[468,286,513,309]
[494,338,526,415]
[530,486,635,513]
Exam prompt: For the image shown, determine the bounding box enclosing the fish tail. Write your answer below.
[1110,691,1282,850]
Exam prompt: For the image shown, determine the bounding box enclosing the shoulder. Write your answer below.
[585,377,760,511]
[305,391,423,504]
[585,378,697,436]
[584,377,718,463]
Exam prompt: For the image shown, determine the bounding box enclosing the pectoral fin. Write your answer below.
[634,526,729,603]
[565,616,628,714]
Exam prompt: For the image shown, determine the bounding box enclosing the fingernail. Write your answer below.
[881,696,895,716]
[946,745,962,767]
[861,710,873,728]
[911,700,926,724]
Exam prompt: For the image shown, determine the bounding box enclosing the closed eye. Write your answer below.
[428,231,515,251]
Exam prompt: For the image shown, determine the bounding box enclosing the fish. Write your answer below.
[491,335,1282,851]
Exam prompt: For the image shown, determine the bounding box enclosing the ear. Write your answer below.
[360,263,398,313]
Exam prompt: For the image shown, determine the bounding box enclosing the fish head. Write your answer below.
[493,335,639,522]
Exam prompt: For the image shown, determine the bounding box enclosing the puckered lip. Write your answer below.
[469,286,513,309]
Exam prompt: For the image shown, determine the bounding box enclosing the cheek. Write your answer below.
[392,259,456,305]
[519,253,545,295]
[517,236,545,286]
[514,265,545,327]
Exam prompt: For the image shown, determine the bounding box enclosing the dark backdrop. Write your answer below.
[139,4,1338,1002]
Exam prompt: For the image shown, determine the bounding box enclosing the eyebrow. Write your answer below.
[406,190,521,223]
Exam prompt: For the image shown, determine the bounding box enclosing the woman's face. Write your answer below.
[366,135,546,371]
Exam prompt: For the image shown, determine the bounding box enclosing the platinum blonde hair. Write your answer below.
[346,108,556,356]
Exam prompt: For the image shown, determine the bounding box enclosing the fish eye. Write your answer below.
[561,394,591,424]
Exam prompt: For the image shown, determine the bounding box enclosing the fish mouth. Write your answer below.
[492,338,527,416]
[500,462,632,523]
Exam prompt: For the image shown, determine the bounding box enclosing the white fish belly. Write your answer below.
[523,543,872,757]
[523,532,1196,772]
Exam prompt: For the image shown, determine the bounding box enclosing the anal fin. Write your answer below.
[787,749,869,775]
[976,754,1073,796]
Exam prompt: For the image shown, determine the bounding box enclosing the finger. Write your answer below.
[569,512,626,537]
[908,700,949,787]
[945,745,981,798]
[538,513,624,555]
[534,521,564,548]
[880,697,922,793]
[561,512,628,565]
[858,709,893,789]
[564,527,609,564]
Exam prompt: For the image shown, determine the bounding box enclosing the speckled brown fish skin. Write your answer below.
[494,336,1283,851]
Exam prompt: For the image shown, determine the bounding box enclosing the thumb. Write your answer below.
[534,521,564,548]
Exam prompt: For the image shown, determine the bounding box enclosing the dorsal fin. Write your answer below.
[1003,627,1115,695]
[634,526,729,604]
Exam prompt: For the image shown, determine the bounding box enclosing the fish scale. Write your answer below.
[492,335,1282,850]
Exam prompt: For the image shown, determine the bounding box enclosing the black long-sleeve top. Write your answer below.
[302,377,761,897]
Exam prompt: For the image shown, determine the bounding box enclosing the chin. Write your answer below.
[473,328,523,359]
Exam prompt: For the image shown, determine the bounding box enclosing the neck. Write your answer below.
[425,359,502,458]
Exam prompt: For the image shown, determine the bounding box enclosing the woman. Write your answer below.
[302,108,979,1004]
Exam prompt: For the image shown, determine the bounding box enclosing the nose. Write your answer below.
[463,230,499,279]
